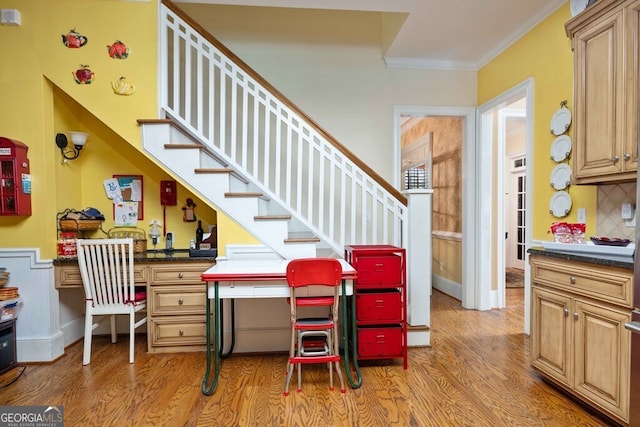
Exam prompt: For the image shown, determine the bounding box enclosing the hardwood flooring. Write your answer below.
[0,289,617,426]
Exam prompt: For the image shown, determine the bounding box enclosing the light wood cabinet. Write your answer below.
[566,0,640,183]
[147,264,210,353]
[530,255,631,424]
[55,258,213,353]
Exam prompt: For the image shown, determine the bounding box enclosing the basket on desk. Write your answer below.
[108,227,147,253]
[59,218,103,232]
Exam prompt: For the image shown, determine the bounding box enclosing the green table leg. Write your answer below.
[342,279,362,388]
[201,281,220,395]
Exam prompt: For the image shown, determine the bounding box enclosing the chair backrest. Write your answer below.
[76,238,136,307]
[286,258,342,288]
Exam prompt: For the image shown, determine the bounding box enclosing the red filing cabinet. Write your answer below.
[0,137,31,216]
[345,244,407,369]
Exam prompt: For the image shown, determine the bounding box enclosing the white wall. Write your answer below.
[179,3,477,183]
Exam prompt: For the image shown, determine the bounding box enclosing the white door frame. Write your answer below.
[393,105,476,305]
[498,108,526,308]
[476,78,534,334]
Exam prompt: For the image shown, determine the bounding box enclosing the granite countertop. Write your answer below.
[53,248,217,265]
[528,247,634,270]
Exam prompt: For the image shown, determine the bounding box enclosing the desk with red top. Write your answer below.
[200,258,361,396]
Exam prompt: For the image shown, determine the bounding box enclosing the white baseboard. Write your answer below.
[408,328,430,346]
[17,331,65,363]
[432,274,461,300]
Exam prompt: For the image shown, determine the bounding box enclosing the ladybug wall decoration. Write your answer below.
[61,29,88,48]
[107,40,129,59]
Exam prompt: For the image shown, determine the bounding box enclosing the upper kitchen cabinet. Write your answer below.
[566,0,640,184]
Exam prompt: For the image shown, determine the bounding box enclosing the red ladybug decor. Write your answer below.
[61,29,88,48]
[73,65,95,84]
[107,40,129,59]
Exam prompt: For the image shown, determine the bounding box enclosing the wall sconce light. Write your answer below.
[55,131,89,161]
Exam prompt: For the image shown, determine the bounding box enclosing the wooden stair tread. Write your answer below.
[284,237,321,243]
[225,192,264,198]
[254,215,291,220]
[195,168,234,174]
[163,144,201,149]
[137,118,173,125]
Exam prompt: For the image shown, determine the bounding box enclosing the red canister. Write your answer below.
[57,232,77,258]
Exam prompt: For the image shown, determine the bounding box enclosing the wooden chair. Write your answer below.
[284,258,345,395]
[76,238,147,365]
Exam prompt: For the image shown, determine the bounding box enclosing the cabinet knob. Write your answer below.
[179,329,184,336]
[573,312,579,319]
[624,153,631,161]
[178,272,183,278]
[612,155,619,163]
[569,276,576,284]
[178,298,184,305]
[564,308,569,316]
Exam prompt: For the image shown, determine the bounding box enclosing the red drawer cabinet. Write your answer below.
[357,327,403,357]
[345,244,407,369]
[355,256,402,288]
[356,290,402,322]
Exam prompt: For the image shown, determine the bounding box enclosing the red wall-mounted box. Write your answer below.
[0,137,31,216]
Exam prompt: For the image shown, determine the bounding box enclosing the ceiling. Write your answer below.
[174,0,568,71]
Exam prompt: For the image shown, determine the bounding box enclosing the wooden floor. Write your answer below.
[0,289,617,426]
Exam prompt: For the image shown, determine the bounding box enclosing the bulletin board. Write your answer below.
[113,175,144,221]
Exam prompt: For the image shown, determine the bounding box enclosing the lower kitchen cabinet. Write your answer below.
[530,254,631,425]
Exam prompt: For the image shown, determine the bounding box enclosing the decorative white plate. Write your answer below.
[550,135,572,162]
[570,0,589,16]
[549,190,572,217]
[550,164,572,190]
[550,106,572,135]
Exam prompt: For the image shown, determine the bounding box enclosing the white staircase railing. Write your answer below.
[158,1,407,253]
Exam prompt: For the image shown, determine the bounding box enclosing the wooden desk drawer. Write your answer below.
[149,316,206,348]
[149,264,210,284]
[55,264,147,289]
[149,285,206,316]
[356,255,402,288]
[530,257,632,308]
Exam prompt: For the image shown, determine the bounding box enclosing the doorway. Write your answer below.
[394,106,475,305]
[476,78,533,334]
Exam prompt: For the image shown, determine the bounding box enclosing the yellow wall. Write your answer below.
[0,0,256,258]
[478,3,597,241]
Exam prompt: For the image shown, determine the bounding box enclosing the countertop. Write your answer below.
[53,248,217,265]
[528,247,633,270]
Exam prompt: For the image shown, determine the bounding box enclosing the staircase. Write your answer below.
[140,0,408,259]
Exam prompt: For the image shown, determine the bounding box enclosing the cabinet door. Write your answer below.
[531,287,572,387]
[624,0,640,173]
[573,5,625,181]
[573,299,630,422]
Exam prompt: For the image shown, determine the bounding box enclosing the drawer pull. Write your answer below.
[178,272,184,279]
[179,329,184,336]
[178,299,184,305]
[569,276,576,284]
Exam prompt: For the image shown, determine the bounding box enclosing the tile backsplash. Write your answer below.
[597,182,636,241]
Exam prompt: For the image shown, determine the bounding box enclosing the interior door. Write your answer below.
[507,156,526,270]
